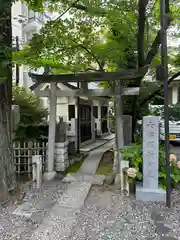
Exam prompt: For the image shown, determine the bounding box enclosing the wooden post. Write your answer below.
[90,101,95,141]
[115,80,124,174]
[43,82,57,180]
[32,155,42,188]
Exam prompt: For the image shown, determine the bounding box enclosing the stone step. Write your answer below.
[80,140,109,152]
[30,206,80,239]
[57,181,92,209]
[30,182,91,239]
[62,172,105,185]
[12,201,35,218]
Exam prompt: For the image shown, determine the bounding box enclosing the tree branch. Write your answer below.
[68,37,104,71]
[145,16,171,65]
[140,71,180,107]
[138,0,149,67]
[71,2,106,16]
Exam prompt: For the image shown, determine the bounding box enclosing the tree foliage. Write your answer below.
[14,0,140,71]
[14,0,180,138]
[12,85,48,140]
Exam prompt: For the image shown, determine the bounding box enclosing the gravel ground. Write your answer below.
[69,185,180,240]
[0,178,67,240]
[1,182,180,239]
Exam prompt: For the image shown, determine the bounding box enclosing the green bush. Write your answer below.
[121,144,180,189]
[150,103,180,121]
[12,85,48,140]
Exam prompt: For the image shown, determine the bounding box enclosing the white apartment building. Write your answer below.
[12,1,55,88]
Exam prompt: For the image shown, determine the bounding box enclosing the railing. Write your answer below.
[13,141,47,175]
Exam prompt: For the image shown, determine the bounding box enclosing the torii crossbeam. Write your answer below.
[29,66,147,181]
[29,65,148,91]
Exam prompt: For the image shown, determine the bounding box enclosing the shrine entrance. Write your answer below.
[80,104,92,142]
[29,66,145,182]
[101,106,108,134]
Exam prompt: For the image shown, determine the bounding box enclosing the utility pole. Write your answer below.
[160,0,171,208]
[15,36,19,86]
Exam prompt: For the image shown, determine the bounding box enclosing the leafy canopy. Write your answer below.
[12,84,48,125]
[12,84,48,140]
[14,0,180,130]
[14,0,141,72]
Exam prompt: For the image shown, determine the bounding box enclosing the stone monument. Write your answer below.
[136,116,166,202]
[55,117,67,142]
[54,117,69,171]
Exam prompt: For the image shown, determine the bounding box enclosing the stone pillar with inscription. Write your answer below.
[136,116,166,202]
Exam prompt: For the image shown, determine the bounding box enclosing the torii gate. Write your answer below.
[29,66,147,180]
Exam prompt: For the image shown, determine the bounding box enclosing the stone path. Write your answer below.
[79,141,114,174]
[80,134,114,152]
[29,140,113,239]
[100,133,115,141]
[68,186,180,240]
[0,180,68,240]
[3,137,180,239]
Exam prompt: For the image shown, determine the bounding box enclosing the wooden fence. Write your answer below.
[13,141,47,175]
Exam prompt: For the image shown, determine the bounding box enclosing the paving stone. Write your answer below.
[151,212,164,222]
[155,222,171,234]
[58,182,92,209]
[79,141,114,174]
[80,140,108,152]
[31,207,80,240]
[160,237,178,240]
[31,204,80,240]
[62,173,105,185]
[12,202,35,218]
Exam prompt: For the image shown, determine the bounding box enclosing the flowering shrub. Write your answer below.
[169,154,177,163]
[177,161,180,169]
[126,168,137,178]
[121,144,180,189]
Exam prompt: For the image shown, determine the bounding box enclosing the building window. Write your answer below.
[93,106,98,118]
[36,13,43,21]
[28,9,43,22]
[68,105,75,120]
[28,9,35,20]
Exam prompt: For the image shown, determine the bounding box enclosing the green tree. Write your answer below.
[0,0,15,198]
[12,85,48,140]
[15,0,180,138]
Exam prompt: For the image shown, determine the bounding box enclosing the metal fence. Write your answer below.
[13,141,47,175]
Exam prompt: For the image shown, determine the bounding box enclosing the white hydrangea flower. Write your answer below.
[126,168,137,178]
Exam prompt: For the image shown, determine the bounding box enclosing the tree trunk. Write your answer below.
[0,0,15,199]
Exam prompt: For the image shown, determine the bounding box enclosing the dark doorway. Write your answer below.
[68,104,75,120]
[101,106,108,134]
[93,106,98,118]
[80,105,92,142]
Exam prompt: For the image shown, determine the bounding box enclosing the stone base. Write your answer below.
[136,185,166,202]
[43,171,56,181]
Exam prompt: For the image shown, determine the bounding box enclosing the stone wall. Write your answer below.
[54,142,69,172]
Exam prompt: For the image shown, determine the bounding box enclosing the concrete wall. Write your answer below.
[171,85,179,104]
[12,1,24,85]
[12,2,53,88]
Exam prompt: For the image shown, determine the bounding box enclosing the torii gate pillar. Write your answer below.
[43,82,57,180]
